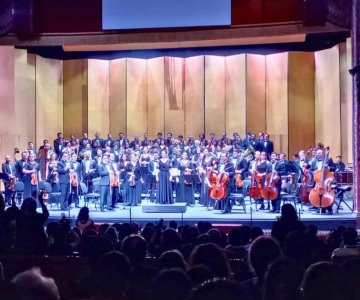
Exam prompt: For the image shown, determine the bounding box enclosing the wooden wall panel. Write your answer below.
[109,58,127,136]
[127,58,147,139]
[147,57,165,139]
[63,59,88,138]
[288,52,315,156]
[339,38,353,164]
[0,46,15,159]
[164,57,185,138]
[184,56,205,138]
[205,56,226,137]
[88,59,109,139]
[246,54,266,135]
[225,54,246,138]
[265,53,289,155]
[14,49,36,153]
[315,46,341,156]
[35,55,63,148]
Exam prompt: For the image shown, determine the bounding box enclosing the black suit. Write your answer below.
[262,140,274,157]
[57,160,70,210]
[2,163,16,204]
[222,162,235,213]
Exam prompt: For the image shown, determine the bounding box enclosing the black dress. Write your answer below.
[23,162,39,199]
[156,159,173,204]
[176,160,195,205]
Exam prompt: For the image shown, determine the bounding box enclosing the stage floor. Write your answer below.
[47,196,356,230]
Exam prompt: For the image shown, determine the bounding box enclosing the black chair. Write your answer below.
[38,181,61,209]
[83,178,101,209]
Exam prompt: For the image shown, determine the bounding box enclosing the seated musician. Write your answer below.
[218,154,235,213]
[269,152,286,213]
[334,155,346,172]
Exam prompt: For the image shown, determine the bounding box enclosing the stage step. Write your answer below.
[142,203,187,213]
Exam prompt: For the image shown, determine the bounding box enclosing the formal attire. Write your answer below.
[156,159,173,204]
[98,163,112,211]
[222,162,235,213]
[123,162,142,206]
[1,162,16,205]
[57,160,71,210]
[23,162,39,200]
[176,160,195,205]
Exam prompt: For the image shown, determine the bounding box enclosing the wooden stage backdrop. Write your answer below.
[0,40,353,163]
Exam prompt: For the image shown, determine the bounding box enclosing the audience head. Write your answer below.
[301,262,349,300]
[187,265,214,286]
[11,267,60,300]
[76,206,90,223]
[121,234,147,266]
[158,250,187,271]
[249,236,282,281]
[189,243,230,278]
[280,204,298,222]
[152,269,192,300]
[105,226,119,244]
[20,197,37,215]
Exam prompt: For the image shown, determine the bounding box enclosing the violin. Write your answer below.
[234,172,243,188]
[209,171,230,200]
[260,171,279,200]
[31,171,38,185]
[70,170,79,187]
[248,172,263,199]
[110,171,119,187]
[309,148,335,208]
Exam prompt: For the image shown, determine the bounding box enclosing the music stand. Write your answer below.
[335,185,353,213]
[183,174,201,185]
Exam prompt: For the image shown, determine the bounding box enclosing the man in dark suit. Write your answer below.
[141,133,151,147]
[262,134,274,158]
[92,132,104,150]
[334,155,346,172]
[57,152,71,211]
[53,132,63,157]
[117,132,128,148]
[268,152,286,213]
[79,133,91,151]
[130,136,141,149]
[15,151,28,182]
[104,133,114,149]
[69,153,81,207]
[98,154,113,212]
[2,155,16,205]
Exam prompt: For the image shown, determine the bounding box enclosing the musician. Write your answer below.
[253,151,270,210]
[69,153,81,208]
[22,153,40,200]
[269,152,285,213]
[15,151,28,182]
[117,133,128,148]
[262,134,274,158]
[53,132,64,156]
[123,154,142,206]
[310,148,335,214]
[218,154,235,213]
[94,148,103,167]
[104,133,114,149]
[109,152,120,208]
[156,150,173,204]
[57,152,71,211]
[142,133,151,147]
[97,154,113,211]
[92,132,104,149]
[235,150,249,180]
[334,155,346,172]
[130,136,141,149]
[38,143,51,180]
[176,151,195,205]
[79,133,91,151]
[46,152,59,192]
[27,141,37,157]
[2,155,16,205]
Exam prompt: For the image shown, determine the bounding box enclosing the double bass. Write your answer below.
[309,149,335,208]
[299,167,311,203]
[209,171,230,200]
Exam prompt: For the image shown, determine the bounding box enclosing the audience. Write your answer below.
[0,197,359,300]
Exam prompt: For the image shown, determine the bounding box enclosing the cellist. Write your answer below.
[310,148,336,214]
[219,153,235,214]
[268,152,285,213]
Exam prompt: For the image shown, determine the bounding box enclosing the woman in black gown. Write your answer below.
[255,151,271,210]
[156,150,173,204]
[22,153,40,199]
[176,151,195,205]
[123,154,142,206]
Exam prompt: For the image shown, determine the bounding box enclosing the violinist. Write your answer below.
[15,151,28,183]
[57,152,71,211]
[46,152,59,192]
[2,155,16,205]
[219,154,235,214]
[69,153,81,208]
[22,153,40,200]
[123,154,142,206]
[176,151,195,206]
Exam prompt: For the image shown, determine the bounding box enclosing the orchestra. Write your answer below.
[0,131,353,214]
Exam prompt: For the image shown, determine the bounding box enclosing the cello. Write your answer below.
[248,172,263,199]
[309,148,335,208]
[299,167,311,203]
[209,171,230,200]
[260,171,279,200]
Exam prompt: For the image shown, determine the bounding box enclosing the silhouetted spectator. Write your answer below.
[11,267,60,300]
[343,257,360,300]
[151,269,192,300]
[105,226,119,245]
[189,243,230,278]
[263,258,303,300]
[76,206,94,232]
[301,262,350,300]
[284,231,313,268]
[158,250,187,270]
[332,227,360,263]
[250,226,264,242]
[271,204,305,245]
[187,265,214,286]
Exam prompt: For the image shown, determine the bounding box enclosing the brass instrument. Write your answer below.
[240,144,255,161]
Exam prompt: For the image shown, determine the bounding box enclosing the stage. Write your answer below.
[47,195,356,230]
